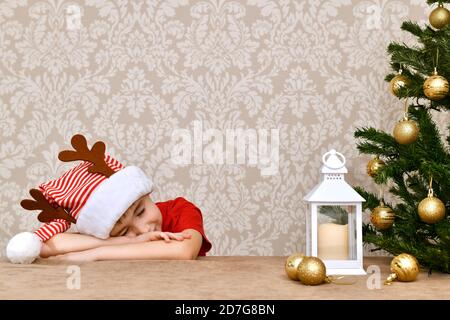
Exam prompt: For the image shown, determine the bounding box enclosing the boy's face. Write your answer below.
[109,194,162,237]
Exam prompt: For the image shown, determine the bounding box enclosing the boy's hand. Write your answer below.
[133,231,192,243]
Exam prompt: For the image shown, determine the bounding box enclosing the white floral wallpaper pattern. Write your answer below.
[0,0,447,256]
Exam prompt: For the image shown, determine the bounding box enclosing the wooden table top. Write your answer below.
[0,256,449,299]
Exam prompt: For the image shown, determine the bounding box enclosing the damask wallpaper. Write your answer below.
[0,0,447,257]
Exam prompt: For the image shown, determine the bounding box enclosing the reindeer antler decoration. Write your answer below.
[58,134,115,177]
[21,189,76,224]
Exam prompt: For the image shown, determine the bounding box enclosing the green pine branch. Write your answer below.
[427,1,450,6]
[318,206,348,225]
[387,42,430,74]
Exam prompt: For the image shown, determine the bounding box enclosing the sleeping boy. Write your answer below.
[6,134,212,264]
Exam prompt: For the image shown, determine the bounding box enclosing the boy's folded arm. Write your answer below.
[40,232,135,258]
[93,229,203,261]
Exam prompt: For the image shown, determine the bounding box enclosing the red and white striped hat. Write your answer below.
[6,134,153,264]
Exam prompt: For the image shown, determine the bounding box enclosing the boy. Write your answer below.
[6,134,212,263]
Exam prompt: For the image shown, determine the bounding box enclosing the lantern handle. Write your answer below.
[322,149,346,169]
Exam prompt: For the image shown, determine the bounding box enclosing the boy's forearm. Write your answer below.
[93,240,193,261]
[40,233,132,257]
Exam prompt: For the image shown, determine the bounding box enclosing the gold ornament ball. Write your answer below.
[285,253,304,280]
[390,74,410,96]
[423,72,449,101]
[429,4,450,29]
[393,119,419,145]
[390,253,420,282]
[367,157,385,177]
[370,205,395,230]
[297,256,327,286]
[418,196,446,224]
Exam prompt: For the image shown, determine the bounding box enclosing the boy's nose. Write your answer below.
[132,221,150,235]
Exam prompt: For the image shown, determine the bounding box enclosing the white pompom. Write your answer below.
[6,232,42,264]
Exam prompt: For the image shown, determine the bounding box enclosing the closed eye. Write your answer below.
[120,227,129,236]
[136,207,145,217]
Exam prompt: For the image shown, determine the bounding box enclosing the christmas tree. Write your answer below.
[355,1,450,273]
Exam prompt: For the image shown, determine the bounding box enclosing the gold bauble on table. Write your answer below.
[418,195,446,224]
[297,256,327,286]
[370,205,395,230]
[285,253,304,280]
[429,3,450,29]
[423,69,449,101]
[385,253,420,284]
[390,74,410,96]
[393,118,419,145]
[367,157,385,177]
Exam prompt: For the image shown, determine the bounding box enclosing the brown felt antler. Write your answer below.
[21,189,76,224]
[58,134,115,177]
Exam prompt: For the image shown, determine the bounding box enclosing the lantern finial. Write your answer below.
[321,149,347,174]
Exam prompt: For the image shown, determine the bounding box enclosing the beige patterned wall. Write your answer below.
[0,0,447,257]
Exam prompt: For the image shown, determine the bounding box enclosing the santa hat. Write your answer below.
[6,134,153,264]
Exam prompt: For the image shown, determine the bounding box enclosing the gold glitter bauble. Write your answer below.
[429,4,450,29]
[390,74,410,96]
[367,157,385,177]
[393,119,419,145]
[388,253,420,283]
[285,253,304,280]
[423,70,449,101]
[370,205,395,230]
[418,195,446,224]
[297,256,327,286]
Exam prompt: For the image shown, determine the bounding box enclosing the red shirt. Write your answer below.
[156,197,212,256]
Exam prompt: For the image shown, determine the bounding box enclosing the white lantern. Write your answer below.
[304,149,366,275]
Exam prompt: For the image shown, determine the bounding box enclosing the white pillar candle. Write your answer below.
[318,223,349,260]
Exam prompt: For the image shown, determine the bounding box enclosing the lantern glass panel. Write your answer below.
[317,205,356,261]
